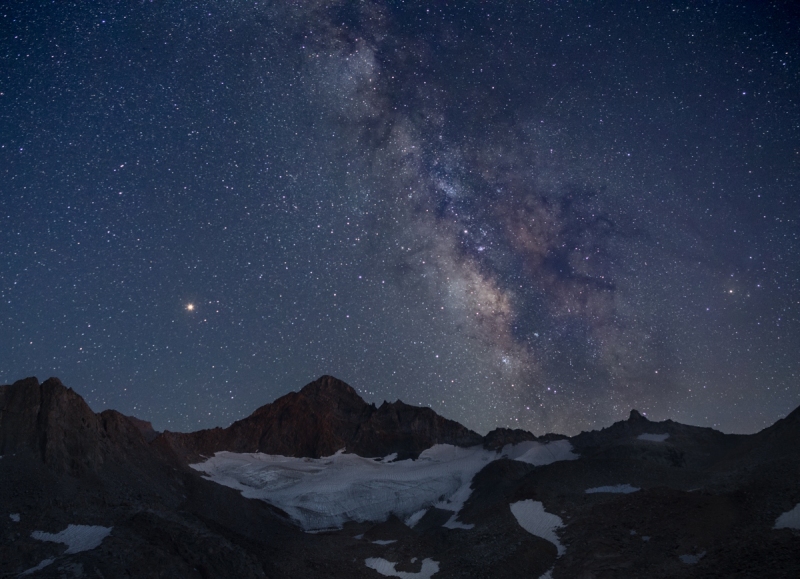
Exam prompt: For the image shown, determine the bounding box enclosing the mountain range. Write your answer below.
[1,375,799,578]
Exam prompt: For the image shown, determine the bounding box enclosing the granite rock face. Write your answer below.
[156,375,483,461]
[124,415,160,443]
[0,377,150,475]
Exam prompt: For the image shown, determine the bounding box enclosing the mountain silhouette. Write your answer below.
[2,375,799,578]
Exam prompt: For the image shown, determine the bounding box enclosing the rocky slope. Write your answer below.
[1,375,798,578]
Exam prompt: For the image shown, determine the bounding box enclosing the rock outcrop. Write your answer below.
[0,376,167,478]
[482,427,538,450]
[125,415,160,443]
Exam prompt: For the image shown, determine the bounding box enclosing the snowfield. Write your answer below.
[192,441,577,532]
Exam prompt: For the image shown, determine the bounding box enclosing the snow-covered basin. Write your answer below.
[192,440,577,531]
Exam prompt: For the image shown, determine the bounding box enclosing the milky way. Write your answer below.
[2,1,799,435]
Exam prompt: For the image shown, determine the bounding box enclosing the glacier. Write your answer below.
[191,440,577,531]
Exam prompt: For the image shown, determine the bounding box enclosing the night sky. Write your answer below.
[2,1,799,436]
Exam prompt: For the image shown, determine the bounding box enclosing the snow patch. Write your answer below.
[380,453,398,462]
[31,524,113,554]
[192,441,577,532]
[20,558,56,576]
[372,539,397,545]
[538,570,553,579]
[585,484,640,494]
[637,433,669,442]
[404,509,427,528]
[509,500,565,556]
[442,514,473,530]
[22,524,110,578]
[679,551,706,564]
[365,557,439,578]
[774,503,800,530]
[502,439,578,465]
[10,513,20,522]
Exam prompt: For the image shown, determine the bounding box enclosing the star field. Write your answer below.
[2,1,799,435]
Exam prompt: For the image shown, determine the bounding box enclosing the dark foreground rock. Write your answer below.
[1,375,799,578]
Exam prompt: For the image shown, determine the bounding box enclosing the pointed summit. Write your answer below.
[157,376,481,462]
[297,375,367,410]
[300,375,359,398]
[629,409,648,422]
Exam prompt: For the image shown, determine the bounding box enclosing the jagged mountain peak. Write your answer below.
[628,409,648,422]
[0,375,154,475]
[298,374,361,399]
[156,376,482,462]
[10,375,41,389]
[7,375,77,399]
[482,427,538,451]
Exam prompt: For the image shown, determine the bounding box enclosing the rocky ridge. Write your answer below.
[1,375,799,578]
[0,376,160,476]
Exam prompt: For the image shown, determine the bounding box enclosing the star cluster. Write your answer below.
[2,1,799,435]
